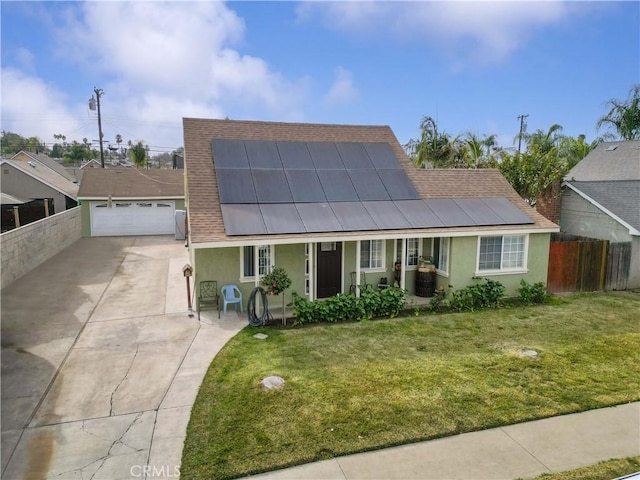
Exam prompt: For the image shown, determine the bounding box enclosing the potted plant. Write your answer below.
[261,266,291,325]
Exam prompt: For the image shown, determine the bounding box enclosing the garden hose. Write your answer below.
[247,286,273,326]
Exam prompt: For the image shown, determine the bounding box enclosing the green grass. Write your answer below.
[182,292,640,480]
[530,456,640,480]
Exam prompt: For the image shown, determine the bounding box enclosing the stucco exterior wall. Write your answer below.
[560,189,632,242]
[1,206,82,289]
[2,163,70,214]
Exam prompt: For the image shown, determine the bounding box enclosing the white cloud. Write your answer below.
[297,1,582,65]
[324,67,359,106]
[0,68,92,144]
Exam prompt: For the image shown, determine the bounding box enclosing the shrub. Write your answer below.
[518,279,549,304]
[262,267,291,296]
[448,278,505,312]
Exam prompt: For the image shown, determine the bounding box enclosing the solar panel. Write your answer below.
[348,169,390,201]
[252,169,293,203]
[335,142,373,169]
[394,200,444,228]
[317,170,359,202]
[426,198,476,227]
[216,169,257,204]
[277,142,314,169]
[481,197,534,224]
[245,140,282,168]
[211,139,249,169]
[377,169,421,200]
[454,198,504,225]
[295,203,343,232]
[307,142,344,169]
[285,170,326,203]
[220,204,266,235]
[260,204,306,234]
[329,202,378,231]
[363,142,402,169]
[362,201,412,230]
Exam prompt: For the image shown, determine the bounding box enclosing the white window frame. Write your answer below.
[476,234,528,275]
[395,238,422,270]
[240,245,274,282]
[360,239,386,272]
[434,237,450,276]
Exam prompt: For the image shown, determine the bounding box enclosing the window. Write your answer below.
[360,240,384,269]
[433,237,449,274]
[241,245,273,280]
[478,235,526,272]
[395,238,421,268]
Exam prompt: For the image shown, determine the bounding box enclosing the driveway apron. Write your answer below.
[1,236,245,479]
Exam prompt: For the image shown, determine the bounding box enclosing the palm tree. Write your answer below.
[129,141,147,169]
[521,124,564,154]
[460,132,484,168]
[404,116,456,168]
[596,84,640,140]
[558,134,597,170]
[115,134,123,158]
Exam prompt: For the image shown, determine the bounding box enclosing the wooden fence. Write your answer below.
[547,233,631,293]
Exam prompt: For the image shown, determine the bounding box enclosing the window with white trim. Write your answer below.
[360,240,385,270]
[478,235,526,272]
[240,245,273,280]
[433,237,449,274]
[395,238,421,268]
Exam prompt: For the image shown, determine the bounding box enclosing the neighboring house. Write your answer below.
[560,140,640,288]
[183,118,558,303]
[78,168,185,236]
[1,153,79,230]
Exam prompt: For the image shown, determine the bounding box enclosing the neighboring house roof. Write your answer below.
[80,159,103,169]
[563,140,640,236]
[565,140,640,181]
[78,168,184,199]
[184,118,557,245]
[1,159,79,199]
[10,151,78,182]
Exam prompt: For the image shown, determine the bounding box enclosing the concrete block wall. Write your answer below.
[1,207,82,289]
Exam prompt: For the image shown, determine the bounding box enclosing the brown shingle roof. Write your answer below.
[78,169,184,198]
[183,118,557,244]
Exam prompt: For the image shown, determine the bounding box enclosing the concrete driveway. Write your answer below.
[1,236,245,479]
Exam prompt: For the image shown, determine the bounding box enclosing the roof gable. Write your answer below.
[10,151,77,182]
[78,169,184,198]
[183,118,556,243]
[1,159,79,199]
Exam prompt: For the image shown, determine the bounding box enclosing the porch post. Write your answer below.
[400,238,407,290]
[308,242,314,301]
[355,240,361,297]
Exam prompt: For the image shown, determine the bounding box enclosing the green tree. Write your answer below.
[596,84,640,140]
[1,131,47,155]
[62,141,94,165]
[129,141,147,169]
[521,123,564,154]
[404,116,456,168]
[497,146,567,206]
[557,134,598,170]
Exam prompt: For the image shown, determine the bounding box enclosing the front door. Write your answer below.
[316,242,342,298]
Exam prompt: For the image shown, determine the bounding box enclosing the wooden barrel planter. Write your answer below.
[415,265,436,297]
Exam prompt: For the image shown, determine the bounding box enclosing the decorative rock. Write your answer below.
[520,349,539,358]
[253,333,268,340]
[261,376,285,390]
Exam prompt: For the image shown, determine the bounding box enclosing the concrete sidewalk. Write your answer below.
[253,402,640,480]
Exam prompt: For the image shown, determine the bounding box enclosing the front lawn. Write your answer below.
[530,456,640,480]
[182,292,640,480]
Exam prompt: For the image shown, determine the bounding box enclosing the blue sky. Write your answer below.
[1,1,638,156]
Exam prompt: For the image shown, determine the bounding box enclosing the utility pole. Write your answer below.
[517,114,529,153]
[89,87,105,168]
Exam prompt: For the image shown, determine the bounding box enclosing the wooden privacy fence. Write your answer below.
[547,233,631,293]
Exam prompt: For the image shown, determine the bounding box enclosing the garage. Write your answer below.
[78,169,185,237]
[90,200,176,236]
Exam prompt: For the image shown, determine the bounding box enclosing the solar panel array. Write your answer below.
[211,139,534,236]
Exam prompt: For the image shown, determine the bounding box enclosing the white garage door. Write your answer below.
[91,201,176,236]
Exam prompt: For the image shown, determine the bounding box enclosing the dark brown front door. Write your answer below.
[316,242,342,298]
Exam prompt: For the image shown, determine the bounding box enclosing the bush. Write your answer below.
[290,287,406,326]
[447,278,506,312]
[518,279,549,304]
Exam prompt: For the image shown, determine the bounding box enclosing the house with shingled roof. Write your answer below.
[560,140,640,289]
[183,118,558,307]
